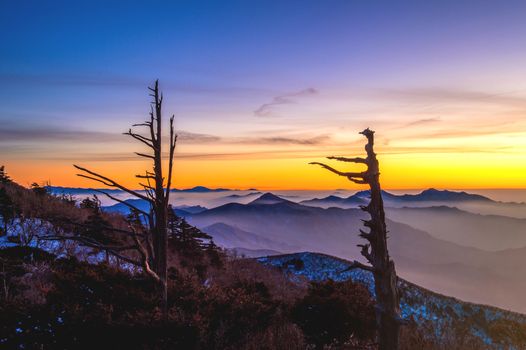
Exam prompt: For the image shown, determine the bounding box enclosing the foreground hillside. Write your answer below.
[3,181,526,348]
[2,242,526,349]
[259,252,526,349]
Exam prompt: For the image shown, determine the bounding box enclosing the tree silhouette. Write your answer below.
[30,183,48,196]
[0,187,16,236]
[67,80,177,317]
[310,128,402,350]
[79,196,115,245]
[168,205,213,252]
[0,166,11,184]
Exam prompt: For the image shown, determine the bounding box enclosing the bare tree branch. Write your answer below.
[340,260,375,273]
[136,174,156,179]
[129,225,161,283]
[309,162,365,179]
[39,235,141,266]
[124,130,156,149]
[92,189,150,217]
[165,115,176,201]
[74,165,152,203]
[135,152,155,159]
[328,156,367,164]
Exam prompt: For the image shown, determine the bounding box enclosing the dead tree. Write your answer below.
[72,80,176,317]
[310,128,401,350]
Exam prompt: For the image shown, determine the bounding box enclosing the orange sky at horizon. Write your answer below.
[5,140,526,190]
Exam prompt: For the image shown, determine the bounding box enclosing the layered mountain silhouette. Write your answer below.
[221,192,261,199]
[171,186,233,193]
[103,200,207,216]
[301,188,493,208]
[248,192,293,205]
[43,188,526,312]
[202,222,296,252]
[47,185,240,195]
[385,206,526,250]
[46,186,123,195]
[186,192,526,313]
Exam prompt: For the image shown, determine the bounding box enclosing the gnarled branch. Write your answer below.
[124,130,156,150]
[92,189,150,218]
[328,156,367,164]
[74,165,152,203]
[309,162,365,179]
[340,260,374,273]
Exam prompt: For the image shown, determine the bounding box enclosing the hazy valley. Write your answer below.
[48,186,526,314]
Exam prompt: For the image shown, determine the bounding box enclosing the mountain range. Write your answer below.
[103,199,207,217]
[185,192,526,313]
[48,186,526,311]
[300,188,493,208]
[47,185,244,195]
[301,188,526,218]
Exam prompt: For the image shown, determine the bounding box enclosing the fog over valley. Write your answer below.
[46,186,526,313]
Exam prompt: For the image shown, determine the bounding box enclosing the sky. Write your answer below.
[1,0,526,190]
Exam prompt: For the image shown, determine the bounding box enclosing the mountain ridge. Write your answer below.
[187,195,526,313]
[301,188,494,208]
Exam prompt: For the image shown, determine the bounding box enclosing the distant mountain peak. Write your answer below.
[172,186,232,193]
[415,188,492,202]
[423,188,439,193]
[325,195,343,200]
[353,190,371,198]
[249,192,289,205]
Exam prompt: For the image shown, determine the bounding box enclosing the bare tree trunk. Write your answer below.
[367,163,400,350]
[72,80,177,319]
[310,128,401,350]
[151,80,169,318]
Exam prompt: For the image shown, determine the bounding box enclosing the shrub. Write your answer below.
[292,279,376,347]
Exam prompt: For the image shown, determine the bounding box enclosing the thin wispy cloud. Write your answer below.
[32,148,338,162]
[177,131,221,143]
[0,125,120,143]
[403,117,442,127]
[254,88,318,117]
[0,118,225,141]
[0,118,334,150]
[235,134,330,146]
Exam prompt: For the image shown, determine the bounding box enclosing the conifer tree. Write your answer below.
[0,188,16,236]
[0,166,16,236]
[168,206,212,252]
[30,183,48,196]
[79,196,114,245]
[0,166,11,184]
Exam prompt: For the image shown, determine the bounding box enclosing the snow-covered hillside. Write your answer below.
[259,252,526,349]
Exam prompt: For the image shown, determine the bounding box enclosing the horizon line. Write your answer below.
[42,185,526,191]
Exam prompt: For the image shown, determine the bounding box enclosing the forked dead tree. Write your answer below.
[73,80,176,317]
[310,128,401,350]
